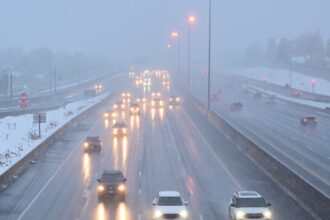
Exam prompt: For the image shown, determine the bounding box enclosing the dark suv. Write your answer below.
[83,136,102,152]
[300,116,318,126]
[97,170,127,201]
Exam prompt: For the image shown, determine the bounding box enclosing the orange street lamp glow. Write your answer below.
[171,31,179,38]
[188,15,196,24]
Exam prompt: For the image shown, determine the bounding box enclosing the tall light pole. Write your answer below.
[187,15,196,91]
[207,0,212,110]
[171,31,181,75]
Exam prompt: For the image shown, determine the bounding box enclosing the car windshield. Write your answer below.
[157,196,183,206]
[236,198,267,208]
[101,172,123,182]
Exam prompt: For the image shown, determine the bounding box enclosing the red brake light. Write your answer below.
[303,118,308,122]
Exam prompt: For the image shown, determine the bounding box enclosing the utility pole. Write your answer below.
[4,73,8,101]
[10,74,13,101]
[54,68,57,93]
[207,0,212,110]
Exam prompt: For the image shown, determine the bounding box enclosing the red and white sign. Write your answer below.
[19,92,29,108]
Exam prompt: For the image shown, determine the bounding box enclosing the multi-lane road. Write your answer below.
[191,75,330,197]
[0,73,316,219]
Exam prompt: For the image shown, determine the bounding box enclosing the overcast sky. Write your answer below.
[0,0,329,70]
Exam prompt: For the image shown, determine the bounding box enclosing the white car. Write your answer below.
[229,191,272,220]
[152,191,188,219]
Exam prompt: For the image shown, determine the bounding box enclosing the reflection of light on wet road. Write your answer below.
[186,175,196,196]
[96,203,106,220]
[166,85,170,92]
[122,136,128,173]
[151,108,156,120]
[104,119,109,129]
[83,153,90,182]
[130,115,141,130]
[113,137,119,169]
[130,116,134,130]
[115,202,130,220]
[143,103,147,114]
[159,108,164,121]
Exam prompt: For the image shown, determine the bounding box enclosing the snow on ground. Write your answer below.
[0,92,110,176]
[233,67,330,96]
[246,84,330,110]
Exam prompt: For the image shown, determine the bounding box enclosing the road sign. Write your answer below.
[19,92,29,108]
[33,112,46,138]
[33,112,46,123]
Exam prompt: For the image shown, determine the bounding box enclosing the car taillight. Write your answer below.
[304,118,308,122]
[315,118,319,122]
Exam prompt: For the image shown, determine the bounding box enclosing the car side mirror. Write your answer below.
[184,201,189,206]
[267,202,272,207]
[230,203,235,207]
[152,199,156,206]
[97,179,100,182]
[124,178,127,182]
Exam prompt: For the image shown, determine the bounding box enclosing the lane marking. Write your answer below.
[139,171,142,177]
[138,188,142,196]
[199,214,204,220]
[181,108,242,189]
[137,214,141,220]
[17,117,102,220]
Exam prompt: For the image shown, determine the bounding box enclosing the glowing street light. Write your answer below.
[171,31,179,38]
[188,15,196,24]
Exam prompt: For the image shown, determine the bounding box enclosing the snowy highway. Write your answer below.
[191,76,330,198]
[0,73,316,220]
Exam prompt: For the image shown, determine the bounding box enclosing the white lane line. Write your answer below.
[17,118,102,220]
[199,214,204,220]
[139,171,142,177]
[138,188,142,196]
[137,214,141,220]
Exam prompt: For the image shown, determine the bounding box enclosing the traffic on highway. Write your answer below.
[0,1,329,220]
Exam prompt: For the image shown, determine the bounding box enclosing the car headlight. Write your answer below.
[180,210,188,218]
[236,211,245,219]
[112,112,117,117]
[118,184,125,191]
[104,113,109,117]
[123,128,127,134]
[176,97,180,101]
[98,185,105,191]
[113,104,118,109]
[264,210,272,218]
[154,210,162,218]
[83,143,89,148]
[113,129,118,135]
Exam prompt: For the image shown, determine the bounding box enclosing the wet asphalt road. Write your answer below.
[0,74,315,220]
